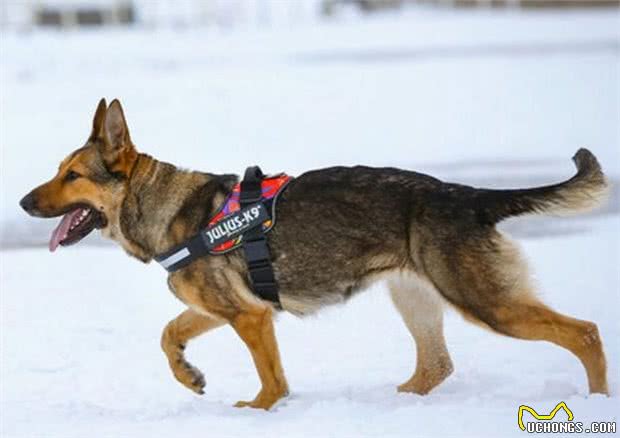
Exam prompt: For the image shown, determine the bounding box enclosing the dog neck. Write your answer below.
[109,153,237,262]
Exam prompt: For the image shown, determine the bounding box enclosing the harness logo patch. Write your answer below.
[517,401,616,434]
[204,204,267,247]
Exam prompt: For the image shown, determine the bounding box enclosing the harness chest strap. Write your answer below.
[238,167,280,304]
[154,166,291,306]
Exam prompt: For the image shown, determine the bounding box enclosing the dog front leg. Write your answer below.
[161,308,225,394]
[231,307,289,410]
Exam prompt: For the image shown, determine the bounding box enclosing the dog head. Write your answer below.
[20,98,138,251]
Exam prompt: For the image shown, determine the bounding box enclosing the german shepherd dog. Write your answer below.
[20,99,610,410]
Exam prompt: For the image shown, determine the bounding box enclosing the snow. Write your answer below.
[1,7,619,247]
[1,217,618,438]
[1,7,619,438]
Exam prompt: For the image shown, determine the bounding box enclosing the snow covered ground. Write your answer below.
[1,6,619,438]
[1,216,618,437]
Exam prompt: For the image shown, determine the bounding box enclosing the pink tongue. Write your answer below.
[49,208,83,252]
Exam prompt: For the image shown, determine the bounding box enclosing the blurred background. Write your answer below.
[1,2,619,437]
[1,0,620,29]
[1,0,618,247]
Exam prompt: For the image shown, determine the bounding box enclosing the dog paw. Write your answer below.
[172,361,206,395]
[234,400,256,408]
[234,388,288,410]
[396,371,445,395]
[234,399,275,410]
[397,380,431,395]
[398,360,454,395]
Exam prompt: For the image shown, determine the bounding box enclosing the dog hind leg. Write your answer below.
[388,272,454,395]
[161,308,225,394]
[485,300,608,394]
[423,232,608,394]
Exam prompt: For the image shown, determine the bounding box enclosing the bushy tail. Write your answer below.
[476,148,610,224]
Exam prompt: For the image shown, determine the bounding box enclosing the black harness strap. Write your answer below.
[154,166,281,306]
[239,166,281,306]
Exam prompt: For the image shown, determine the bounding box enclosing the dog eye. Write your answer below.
[64,170,81,182]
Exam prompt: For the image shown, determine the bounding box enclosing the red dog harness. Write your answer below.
[155,167,292,306]
[207,172,292,254]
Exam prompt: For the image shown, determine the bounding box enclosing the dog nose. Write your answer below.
[19,192,37,213]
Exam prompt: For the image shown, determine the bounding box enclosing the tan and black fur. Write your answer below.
[20,99,610,410]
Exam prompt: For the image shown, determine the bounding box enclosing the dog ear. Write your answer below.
[105,99,132,149]
[100,99,137,177]
[89,98,107,141]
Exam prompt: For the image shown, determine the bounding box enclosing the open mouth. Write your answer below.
[49,205,107,252]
